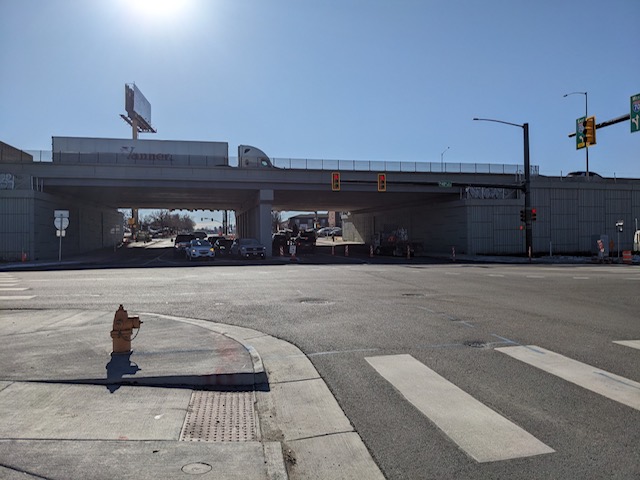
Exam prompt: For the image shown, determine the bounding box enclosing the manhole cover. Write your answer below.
[182,463,213,475]
[464,340,488,348]
[180,391,257,442]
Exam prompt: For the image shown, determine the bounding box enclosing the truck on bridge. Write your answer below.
[51,137,274,168]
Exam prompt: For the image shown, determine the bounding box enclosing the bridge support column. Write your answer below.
[236,189,273,256]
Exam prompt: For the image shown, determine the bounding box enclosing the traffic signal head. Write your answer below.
[520,209,525,222]
[531,208,537,221]
[377,173,387,192]
[331,172,340,191]
[584,116,596,146]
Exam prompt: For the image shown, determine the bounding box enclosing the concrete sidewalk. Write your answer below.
[0,309,384,480]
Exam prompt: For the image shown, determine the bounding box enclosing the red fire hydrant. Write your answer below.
[110,305,143,354]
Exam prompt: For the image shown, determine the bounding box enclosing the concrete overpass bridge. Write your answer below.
[3,140,638,262]
[2,146,530,261]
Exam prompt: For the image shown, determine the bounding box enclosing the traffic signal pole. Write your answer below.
[473,117,533,257]
[523,123,532,258]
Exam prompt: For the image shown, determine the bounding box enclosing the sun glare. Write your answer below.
[128,0,189,19]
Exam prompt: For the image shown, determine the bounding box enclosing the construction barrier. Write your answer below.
[622,250,632,265]
[345,245,349,257]
[370,245,374,258]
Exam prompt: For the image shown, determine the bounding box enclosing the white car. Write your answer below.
[186,239,215,261]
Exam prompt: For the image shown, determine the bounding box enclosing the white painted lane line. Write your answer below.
[488,274,505,277]
[0,296,35,300]
[365,354,554,463]
[613,340,640,351]
[526,275,545,279]
[0,288,29,291]
[573,277,590,280]
[496,346,640,411]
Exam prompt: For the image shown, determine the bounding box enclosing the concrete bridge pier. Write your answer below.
[235,189,273,256]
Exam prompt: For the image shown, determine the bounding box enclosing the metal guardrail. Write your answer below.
[20,150,539,176]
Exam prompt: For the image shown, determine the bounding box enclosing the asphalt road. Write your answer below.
[2,244,639,479]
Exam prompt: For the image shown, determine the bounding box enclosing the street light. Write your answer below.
[472,117,532,257]
[563,91,589,180]
[440,146,450,171]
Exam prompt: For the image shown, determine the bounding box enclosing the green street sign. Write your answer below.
[576,116,586,149]
[631,93,640,133]
[438,181,452,188]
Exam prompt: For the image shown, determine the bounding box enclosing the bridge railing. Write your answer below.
[21,150,538,176]
[271,157,539,175]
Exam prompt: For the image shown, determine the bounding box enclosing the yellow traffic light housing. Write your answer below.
[584,116,596,146]
[377,173,387,192]
[331,172,340,191]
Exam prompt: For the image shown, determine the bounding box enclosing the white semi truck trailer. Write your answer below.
[52,137,275,168]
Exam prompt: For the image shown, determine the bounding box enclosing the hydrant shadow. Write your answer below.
[105,353,141,393]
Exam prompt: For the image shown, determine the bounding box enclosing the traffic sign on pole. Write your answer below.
[631,93,640,133]
[54,217,70,230]
[576,116,586,149]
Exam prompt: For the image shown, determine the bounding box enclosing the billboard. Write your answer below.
[124,84,153,131]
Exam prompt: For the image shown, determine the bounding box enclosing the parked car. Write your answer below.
[231,238,266,259]
[185,239,215,261]
[213,238,234,257]
[295,230,316,253]
[173,233,195,257]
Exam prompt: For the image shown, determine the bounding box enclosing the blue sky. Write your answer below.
[1,0,638,181]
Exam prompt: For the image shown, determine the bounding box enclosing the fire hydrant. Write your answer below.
[110,305,143,355]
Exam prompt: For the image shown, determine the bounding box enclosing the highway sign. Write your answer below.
[438,181,452,188]
[631,94,640,133]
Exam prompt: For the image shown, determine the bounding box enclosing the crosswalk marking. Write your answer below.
[496,345,640,411]
[365,354,554,463]
[613,340,640,351]
[0,275,34,300]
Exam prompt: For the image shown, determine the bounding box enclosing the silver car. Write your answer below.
[230,238,266,259]
[185,239,215,261]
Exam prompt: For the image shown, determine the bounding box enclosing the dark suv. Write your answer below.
[173,234,195,257]
[295,230,316,253]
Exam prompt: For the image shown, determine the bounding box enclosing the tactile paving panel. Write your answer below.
[180,391,257,442]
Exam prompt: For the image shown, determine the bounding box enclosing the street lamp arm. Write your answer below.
[563,91,587,98]
[472,117,524,129]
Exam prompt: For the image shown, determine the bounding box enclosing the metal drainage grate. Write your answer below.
[180,391,257,442]
[299,298,333,305]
